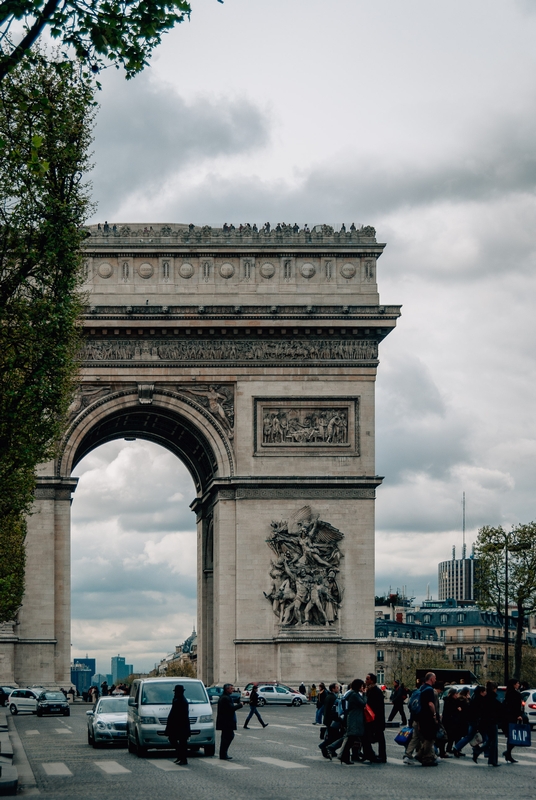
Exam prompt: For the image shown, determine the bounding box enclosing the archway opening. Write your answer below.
[70,438,198,679]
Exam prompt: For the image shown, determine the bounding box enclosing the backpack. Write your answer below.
[408,686,424,717]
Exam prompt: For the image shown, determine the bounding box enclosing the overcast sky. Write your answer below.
[71,0,536,674]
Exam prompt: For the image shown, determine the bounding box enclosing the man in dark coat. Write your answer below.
[319,682,340,758]
[216,684,243,760]
[365,672,386,762]
[388,680,408,725]
[164,684,191,765]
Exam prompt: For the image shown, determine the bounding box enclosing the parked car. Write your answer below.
[87,696,129,747]
[0,687,16,707]
[521,689,536,729]
[254,684,308,706]
[127,677,215,757]
[8,688,42,715]
[241,682,306,704]
[36,691,70,717]
[206,685,241,705]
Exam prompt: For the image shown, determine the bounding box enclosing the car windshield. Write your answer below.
[42,692,65,701]
[141,682,208,705]
[97,698,129,714]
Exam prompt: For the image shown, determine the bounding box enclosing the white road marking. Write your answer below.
[265,724,297,729]
[147,759,189,771]
[200,759,250,770]
[54,729,72,735]
[265,740,282,744]
[42,762,72,776]
[288,745,308,750]
[247,735,260,739]
[251,756,308,769]
[94,761,131,775]
[25,730,39,736]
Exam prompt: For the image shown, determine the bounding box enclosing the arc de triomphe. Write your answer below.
[4,223,400,688]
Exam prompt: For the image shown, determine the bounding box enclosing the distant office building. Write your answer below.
[70,664,92,694]
[438,546,479,604]
[74,657,96,675]
[111,656,133,683]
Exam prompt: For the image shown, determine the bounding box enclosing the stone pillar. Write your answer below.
[13,477,77,687]
[212,491,237,684]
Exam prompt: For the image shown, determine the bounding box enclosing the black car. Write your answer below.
[0,687,16,707]
[36,691,70,717]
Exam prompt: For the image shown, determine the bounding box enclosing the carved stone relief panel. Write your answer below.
[176,383,234,438]
[254,397,359,456]
[67,384,112,419]
[264,505,344,628]
[83,339,378,366]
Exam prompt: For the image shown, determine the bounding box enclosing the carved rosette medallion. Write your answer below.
[138,262,154,278]
[264,505,344,628]
[219,262,235,279]
[300,262,315,279]
[260,262,275,278]
[340,263,356,279]
[179,262,194,278]
[98,262,113,279]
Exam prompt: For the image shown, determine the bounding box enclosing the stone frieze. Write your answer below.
[82,338,378,363]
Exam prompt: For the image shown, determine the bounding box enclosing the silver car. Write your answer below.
[8,688,42,715]
[256,684,308,706]
[521,689,536,729]
[87,696,129,747]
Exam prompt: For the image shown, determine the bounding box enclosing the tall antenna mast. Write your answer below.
[462,491,466,558]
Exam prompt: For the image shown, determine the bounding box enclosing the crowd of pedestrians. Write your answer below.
[217,673,529,768]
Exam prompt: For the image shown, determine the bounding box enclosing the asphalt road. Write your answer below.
[8,702,535,799]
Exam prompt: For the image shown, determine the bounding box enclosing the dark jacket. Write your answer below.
[323,690,338,725]
[249,687,260,708]
[216,692,243,731]
[468,691,486,726]
[502,688,523,733]
[366,684,385,731]
[480,691,503,727]
[164,690,191,738]
[442,695,462,732]
[391,685,407,705]
[344,690,366,737]
[316,689,327,709]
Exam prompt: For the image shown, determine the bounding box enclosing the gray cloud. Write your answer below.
[91,69,270,214]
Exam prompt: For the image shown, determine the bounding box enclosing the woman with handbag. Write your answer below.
[502,678,523,763]
[338,679,379,764]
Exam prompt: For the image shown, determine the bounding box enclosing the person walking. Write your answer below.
[338,680,367,764]
[441,688,462,755]
[365,673,387,762]
[314,682,327,725]
[319,682,340,758]
[299,682,306,696]
[216,684,243,760]
[243,684,268,729]
[502,678,523,763]
[164,684,191,765]
[388,680,408,725]
[453,684,485,757]
[473,681,502,766]
[414,672,439,767]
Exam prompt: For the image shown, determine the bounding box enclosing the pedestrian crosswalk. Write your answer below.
[34,748,536,779]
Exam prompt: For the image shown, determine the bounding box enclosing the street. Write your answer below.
[8,703,534,799]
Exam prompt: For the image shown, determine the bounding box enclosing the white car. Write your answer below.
[255,685,308,706]
[521,689,536,729]
[8,688,43,715]
[87,696,129,747]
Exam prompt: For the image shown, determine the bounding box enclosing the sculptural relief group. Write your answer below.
[264,506,344,627]
[262,407,348,445]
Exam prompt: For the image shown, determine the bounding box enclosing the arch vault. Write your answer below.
[4,223,400,688]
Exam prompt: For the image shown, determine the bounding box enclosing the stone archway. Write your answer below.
[7,222,400,688]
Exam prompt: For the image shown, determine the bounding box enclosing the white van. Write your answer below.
[127,677,215,757]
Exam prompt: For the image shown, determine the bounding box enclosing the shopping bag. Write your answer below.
[364,704,375,723]
[508,723,531,747]
[394,726,413,746]
[469,731,483,747]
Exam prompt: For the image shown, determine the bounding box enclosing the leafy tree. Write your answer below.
[0,51,94,621]
[0,0,193,81]
[159,659,197,678]
[475,523,536,680]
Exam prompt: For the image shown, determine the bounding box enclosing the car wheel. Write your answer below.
[63,710,70,716]
[127,735,137,754]
[9,704,17,715]
[87,730,93,746]
[36,710,43,717]
[204,744,215,757]
[292,698,302,707]
[135,732,147,757]
[257,697,266,706]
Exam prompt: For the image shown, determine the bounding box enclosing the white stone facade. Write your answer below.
[8,223,400,688]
